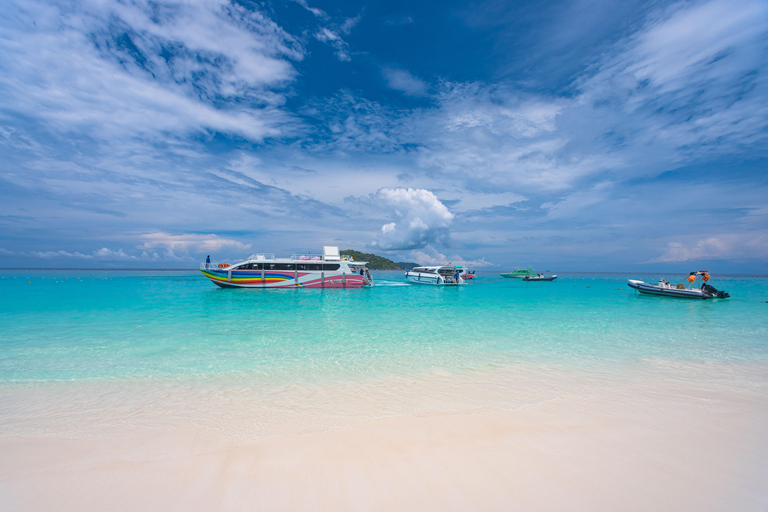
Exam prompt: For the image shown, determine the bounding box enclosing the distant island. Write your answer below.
[340,250,418,270]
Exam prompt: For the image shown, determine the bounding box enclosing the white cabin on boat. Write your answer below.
[405,266,465,286]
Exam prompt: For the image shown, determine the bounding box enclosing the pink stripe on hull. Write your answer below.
[301,275,366,288]
[206,271,368,288]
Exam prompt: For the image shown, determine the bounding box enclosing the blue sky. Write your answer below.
[0,0,766,270]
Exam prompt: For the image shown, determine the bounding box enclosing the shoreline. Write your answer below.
[1,360,766,511]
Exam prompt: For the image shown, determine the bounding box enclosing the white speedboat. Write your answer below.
[200,246,373,289]
[628,271,729,299]
[405,266,465,286]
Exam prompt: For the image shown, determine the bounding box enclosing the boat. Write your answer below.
[458,267,476,280]
[627,271,729,299]
[405,266,465,286]
[200,246,374,288]
[500,268,536,278]
[522,274,557,281]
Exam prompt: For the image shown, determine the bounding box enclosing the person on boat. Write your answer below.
[205,255,211,269]
[454,271,460,282]
[360,268,364,276]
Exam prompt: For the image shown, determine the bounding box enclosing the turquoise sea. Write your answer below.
[1,269,767,437]
[1,270,767,382]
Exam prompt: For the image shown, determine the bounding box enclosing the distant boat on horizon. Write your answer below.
[500,267,536,278]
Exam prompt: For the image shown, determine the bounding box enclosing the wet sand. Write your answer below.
[1,362,766,511]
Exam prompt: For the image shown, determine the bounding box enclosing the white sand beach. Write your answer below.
[1,361,766,511]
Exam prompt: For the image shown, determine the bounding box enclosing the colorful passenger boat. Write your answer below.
[200,246,373,289]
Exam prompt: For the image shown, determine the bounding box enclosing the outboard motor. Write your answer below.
[702,283,730,299]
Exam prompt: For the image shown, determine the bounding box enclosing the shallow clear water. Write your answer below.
[1,270,766,386]
[1,269,767,438]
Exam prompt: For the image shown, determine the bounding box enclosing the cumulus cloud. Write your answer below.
[31,248,141,260]
[651,238,729,262]
[369,188,454,251]
[650,234,768,262]
[408,247,494,267]
[31,250,93,259]
[138,232,251,253]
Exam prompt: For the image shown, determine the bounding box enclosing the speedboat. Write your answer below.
[200,246,374,288]
[500,268,536,278]
[523,274,557,281]
[458,267,476,280]
[628,271,729,299]
[405,266,465,286]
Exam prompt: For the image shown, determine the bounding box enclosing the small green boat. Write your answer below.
[500,267,536,278]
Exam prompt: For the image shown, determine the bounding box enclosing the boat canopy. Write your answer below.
[323,246,341,261]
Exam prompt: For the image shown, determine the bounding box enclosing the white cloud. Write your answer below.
[294,0,328,19]
[31,250,93,259]
[542,182,615,219]
[315,28,351,61]
[576,0,768,158]
[383,68,428,96]
[93,248,137,260]
[29,247,151,260]
[312,10,360,61]
[651,234,768,262]
[307,0,766,195]
[626,0,765,94]
[369,188,454,251]
[408,247,494,268]
[0,0,302,143]
[652,238,729,262]
[340,15,361,34]
[138,232,251,253]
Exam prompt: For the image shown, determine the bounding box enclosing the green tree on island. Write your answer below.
[340,250,418,270]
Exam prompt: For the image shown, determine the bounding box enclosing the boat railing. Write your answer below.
[201,262,230,270]
[246,253,275,261]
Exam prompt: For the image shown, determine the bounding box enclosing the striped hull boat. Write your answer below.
[200,269,370,289]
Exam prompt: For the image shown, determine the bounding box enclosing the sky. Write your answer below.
[0,0,766,271]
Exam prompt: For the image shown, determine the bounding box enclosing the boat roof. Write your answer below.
[241,255,366,264]
[240,246,369,264]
